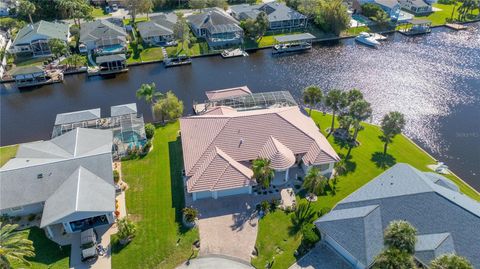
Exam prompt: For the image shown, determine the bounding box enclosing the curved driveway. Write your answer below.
[176,256,254,269]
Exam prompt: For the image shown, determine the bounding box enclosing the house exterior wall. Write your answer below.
[268,18,307,30]
[301,162,335,176]
[142,34,174,45]
[192,186,252,201]
[0,202,44,217]
[399,0,432,14]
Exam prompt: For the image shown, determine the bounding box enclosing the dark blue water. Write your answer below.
[1,23,479,189]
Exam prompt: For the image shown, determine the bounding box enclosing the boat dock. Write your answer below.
[445,23,468,31]
[164,55,192,67]
[399,19,432,36]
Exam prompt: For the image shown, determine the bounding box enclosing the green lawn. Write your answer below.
[0,144,17,166]
[252,111,480,269]
[60,54,88,67]
[91,7,111,18]
[14,57,50,67]
[416,3,479,26]
[23,227,70,269]
[111,122,199,269]
[140,47,165,62]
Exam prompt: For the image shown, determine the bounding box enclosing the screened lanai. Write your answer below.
[202,91,298,112]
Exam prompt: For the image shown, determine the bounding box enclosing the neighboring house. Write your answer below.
[79,19,128,55]
[180,88,340,201]
[9,20,70,57]
[0,128,116,239]
[230,2,308,31]
[188,8,244,48]
[313,163,480,269]
[137,14,177,46]
[354,0,401,20]
[399,0,432,15]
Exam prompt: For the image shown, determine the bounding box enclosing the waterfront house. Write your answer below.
[180,89,339,201]
[79,19,128,55]
[311,163,480,269]
[230,2,308,31]
[398,0,432,15]
[0,128,116,239]
[137,14,177,46]
[9,20,70,57]
[354,0,401,20]
[187,8,244,49]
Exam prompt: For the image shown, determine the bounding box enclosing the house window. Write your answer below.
[318,163,330,171]
[10,206,23,212]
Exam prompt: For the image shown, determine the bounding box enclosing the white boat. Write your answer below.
[272,42,312,55]
[221,48,248,58]
[371,33,387,41]
[355,32,381,47]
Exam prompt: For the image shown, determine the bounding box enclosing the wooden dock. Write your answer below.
[445,23,468,31]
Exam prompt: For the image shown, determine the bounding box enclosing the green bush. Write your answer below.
[361,3,384,17]
[438,0,454,4]
[113,170,120,183]
[301,223,320,249]
[260,200,270,214]
[145,123,155,139]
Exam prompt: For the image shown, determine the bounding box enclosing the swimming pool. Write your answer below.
[115,131,145,150]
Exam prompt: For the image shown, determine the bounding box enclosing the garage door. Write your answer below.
[195,191,213,199]
[217,186,250,197]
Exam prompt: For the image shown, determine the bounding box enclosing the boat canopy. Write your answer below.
[274,33,316,43]
[11,66,45,77]
[96,54,126,64]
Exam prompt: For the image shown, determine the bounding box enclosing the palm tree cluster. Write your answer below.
[252,158,275,188]
[302,167,329,196]
[457,0,479,21]
[136,83,184,123]
[117,217,137,245]
[373,220,473,269]
[0,222,35,268]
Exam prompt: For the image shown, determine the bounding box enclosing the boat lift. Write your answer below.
[272,33,316,55]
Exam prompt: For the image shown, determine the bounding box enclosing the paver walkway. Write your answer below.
[192,193,279,262]
[176,256,254,269]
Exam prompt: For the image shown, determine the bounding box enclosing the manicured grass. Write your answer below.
[91,7,111,18]
[416,3,479,26]
[14,57,50,67]
[23,227,70,269]
[344,26,371,36]
[140,47,165,62]
[166,41,210,57]
[0,144,17,166]
[253,111,480,269]
[60,55,88,67]
[111,122,199,269]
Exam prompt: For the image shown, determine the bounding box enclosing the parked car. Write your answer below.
[80,228,98,262]
[105,6,111,13]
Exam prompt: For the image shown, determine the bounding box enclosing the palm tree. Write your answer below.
[117,217,137,245]
[325,89,347,137]
[302,167,328,196]
[18,0,36,24]
[430,254,473,269]
[302,85,323,116]
[252,158,275,188]
[290,202,317,235]
[0,222,35,268]
[346,99,372,158]
[136,83,164,120]
[372,247,417,269]
[346,89,364,105]
[380,111,406,155]
[384,220,417,254]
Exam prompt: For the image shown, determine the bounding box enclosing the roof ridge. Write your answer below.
[210,149,234,191]
[215,147,252,178]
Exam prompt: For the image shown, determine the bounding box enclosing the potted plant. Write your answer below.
[182,207,199,228]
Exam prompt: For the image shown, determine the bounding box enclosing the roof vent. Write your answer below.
[239,138,244,147]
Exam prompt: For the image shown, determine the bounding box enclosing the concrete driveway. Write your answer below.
[176,256,254,269]
[192,194,278,262]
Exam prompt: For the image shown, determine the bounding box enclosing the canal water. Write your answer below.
[1,23,479,190]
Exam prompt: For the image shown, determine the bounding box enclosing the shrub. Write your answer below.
[301,223,320,249]
[28,213,36,222]
[270,199,280,211]
[113,170,120,183]
[438,0,454,4]
[117,217,137,244]
[182,207,199,223]
[260,200,270,214]
[145,123,155,139]
[362,3,384,17]
[142,140,152,154]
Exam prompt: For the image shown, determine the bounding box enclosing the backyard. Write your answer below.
[416,3,480,26]
[252,111,480,269]
[111,122,199,269]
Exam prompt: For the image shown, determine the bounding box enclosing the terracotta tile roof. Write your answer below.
[202,106,237,115]
[258,136,295,170]
[205,86,252,101]
[180,105,339,192]
[188,147,254,192]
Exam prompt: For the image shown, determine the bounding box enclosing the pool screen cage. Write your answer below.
[111,113,147,158]
[204,91,298,112]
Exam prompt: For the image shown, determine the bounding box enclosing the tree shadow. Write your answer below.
[371,152,396,169]
[24,227,70,265]
[337,153,357,175]
[168,137,190,234]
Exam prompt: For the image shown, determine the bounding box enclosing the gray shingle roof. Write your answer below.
[12,20,69,46]
[55,108,101,125]
[110,103,137,117]
[314,163,480,268]
[96,54,126,64]
[374,0,400,9]
[0,128,113,212]
[137,20,174,38]
[415,233,455,266]
[11,66,44,76]
[79,19,127,43]
[188,8,243,34]
[230,2,307,23]
[40,166,114,227]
